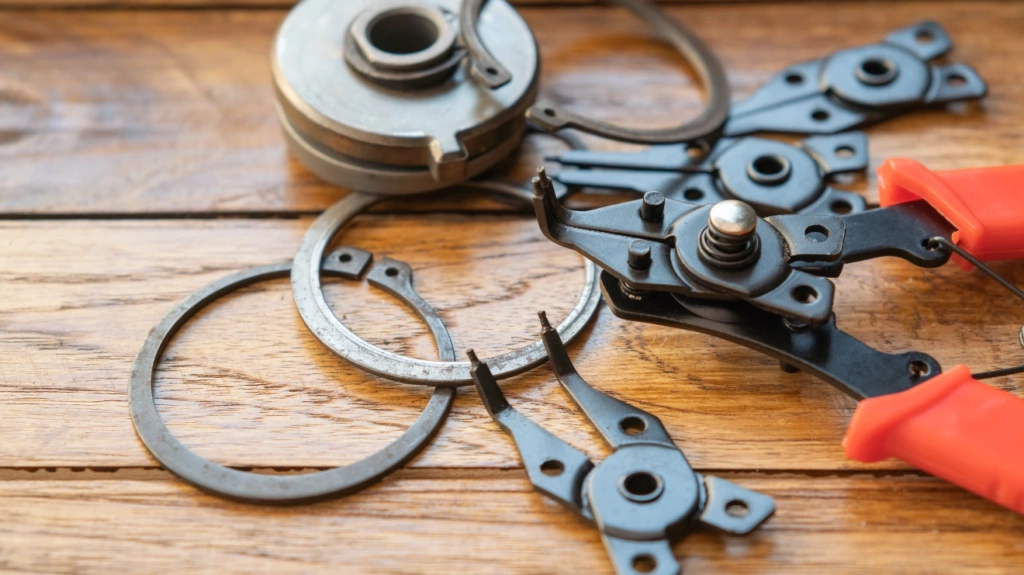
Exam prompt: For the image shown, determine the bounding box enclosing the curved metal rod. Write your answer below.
[460,0,512,89]
[927,237,1024,380]
[525,0,730,145]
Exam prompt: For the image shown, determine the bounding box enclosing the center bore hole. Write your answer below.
[861,58,892,78]
[752,155,786,177]
[623,472,659,497]
[368,11,439,55]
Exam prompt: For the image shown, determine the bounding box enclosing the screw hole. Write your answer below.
[922,238,943,252]
[338,253,353,263]
[792,285,819,304]
[622,471,660,498]
[908,360,931,379]
[683,188,704,201]
[540,460,564,476]
[947,73,967,87]
[619,416,647,436]
[632,555,657,573]
[835,146,855,158]
[486,66,498,75]
[830,200,853,215]
[385,267,400,277]
[785,72,804,85]
[805,224,830,243]
[543,108,557,117]
[915,29,934,43]
[811,109,830,122]
[726,500,750,518]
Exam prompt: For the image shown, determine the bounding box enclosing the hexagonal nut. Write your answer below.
[350,2,457,72]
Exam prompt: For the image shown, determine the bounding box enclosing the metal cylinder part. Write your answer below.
[272,0,540,194]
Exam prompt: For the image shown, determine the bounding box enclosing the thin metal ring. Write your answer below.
[129,258,456,504]
[291,193,602,387]
[461,0,513,89]
[524,0,730,145]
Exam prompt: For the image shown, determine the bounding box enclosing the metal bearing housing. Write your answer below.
[272,0,540,194]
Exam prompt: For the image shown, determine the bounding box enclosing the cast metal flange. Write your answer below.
[273,0,540,194]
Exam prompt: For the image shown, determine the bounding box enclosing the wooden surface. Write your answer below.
[1,2,1023,573]
[0,1,816,8]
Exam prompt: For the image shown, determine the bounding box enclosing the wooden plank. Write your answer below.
[1,217,1020,469]
[0,1,849,9]
[0,473,1021,574]
[0,2,1019,214]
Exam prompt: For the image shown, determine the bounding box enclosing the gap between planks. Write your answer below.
[0,467,938,481]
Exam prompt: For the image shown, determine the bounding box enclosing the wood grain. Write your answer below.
[0,2,1020,214]
[0,218,1021,470]
[2,2,1024,572]
[0,473,1021,574]
[0,1,831,9]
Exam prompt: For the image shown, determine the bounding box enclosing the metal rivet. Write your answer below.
[627,240,653,271]
[641,191,666,222]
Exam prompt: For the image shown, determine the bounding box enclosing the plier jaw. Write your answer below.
[551,133,870,217]
[598,269,1024,516]
[724,21,986,136]
[533,167,957,326]
[469,313,775,575]
[535,156,1024,516]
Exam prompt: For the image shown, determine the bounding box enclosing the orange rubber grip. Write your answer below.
[878,159,1024,268]
[844,365,1024,514]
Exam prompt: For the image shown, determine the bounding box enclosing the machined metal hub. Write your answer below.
[272,0,539,194]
